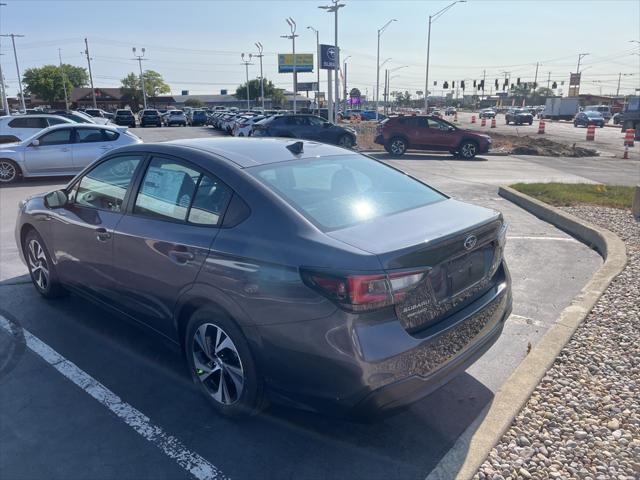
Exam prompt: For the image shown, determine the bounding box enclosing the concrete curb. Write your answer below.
[426,186,627,480]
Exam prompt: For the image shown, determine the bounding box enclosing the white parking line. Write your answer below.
[0,315,228,480]
[507,235,580,242]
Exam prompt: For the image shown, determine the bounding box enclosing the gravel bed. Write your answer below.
[475,206,639,480]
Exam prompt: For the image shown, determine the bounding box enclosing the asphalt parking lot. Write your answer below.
[1,126,638,479]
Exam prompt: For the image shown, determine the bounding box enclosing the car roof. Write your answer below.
[163,137,352,168]
[1,114,74,121]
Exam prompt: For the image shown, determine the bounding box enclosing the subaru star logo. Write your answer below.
[464,235,477,250]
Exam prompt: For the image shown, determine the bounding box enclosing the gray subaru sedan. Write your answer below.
[15,137,512,418]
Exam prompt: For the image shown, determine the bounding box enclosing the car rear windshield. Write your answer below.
[117,110,133,115]
[248,154,446,231]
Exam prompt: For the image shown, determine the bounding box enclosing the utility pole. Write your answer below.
[319,1,345,121]
[83,38,97,108]
[0,2,9,115]
[547,71,551,89]
[132,47,147,110]
[240,53,253,110]
[533,61,539,91]
[1,33,25,111]
[254,43,264,110]
[482,69,486,101]
[574,53,589,96]
[342,55,351,112]
[282,17,299,113]
[58,48,69,110]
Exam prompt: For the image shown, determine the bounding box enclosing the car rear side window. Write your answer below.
[250,154,445,231]
[8,117,47,129]
[76,128,107,143]
[73,156,142,211]
[188,174,232,226]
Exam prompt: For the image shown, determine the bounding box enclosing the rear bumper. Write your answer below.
[257,262,512,415]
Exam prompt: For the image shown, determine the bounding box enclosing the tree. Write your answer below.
[235,78,284,105]
[22,64,88,104]
[120,70,170,108]
[184,98,204,108]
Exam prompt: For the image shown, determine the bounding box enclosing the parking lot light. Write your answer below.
[241,53,253,111]
[307,26,321,114]
[319,1,345,121]
[254,43,265,111]
[376,19,396,121]
[424,0,466,112]
[281,18,299,114]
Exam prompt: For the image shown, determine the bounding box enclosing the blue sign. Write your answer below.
[320,44,339,70]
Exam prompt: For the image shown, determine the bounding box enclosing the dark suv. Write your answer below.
[114,109,136,127]
[375,115,491,159]
[139,109,162,127]
[505,108,534,125]
[252,114,356,148]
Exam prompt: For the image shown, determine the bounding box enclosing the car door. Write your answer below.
[306,115,330,142]
[110,156,233,338]
[48,155,144,301]
[424,118,458,149]
[72,127,117,170]
[24,127,75,174]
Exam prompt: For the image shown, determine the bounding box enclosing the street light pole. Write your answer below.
[0,2,9,115]
[319,1,345,121]
[376,19,396,120]
[424,1,465,112]
[307,26,320,114]
[282,18,299,113]
[343,55,351,112]
[254,43,264,111]
[241,53,253,110]
[132,47,147,110]
[1,33,25,111]
[574,52,589,96]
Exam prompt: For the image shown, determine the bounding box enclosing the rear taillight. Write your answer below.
[301,269,427,312]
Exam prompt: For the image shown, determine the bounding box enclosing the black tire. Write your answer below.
[337,134,354,149]
[387,137,408,156]
[458,140,479,160]
[23,229,67,299]
[574,122,578,127]
[505,118,509,125]
[528,121,533,125]
[0,159,22,184]
[185,308,264,418]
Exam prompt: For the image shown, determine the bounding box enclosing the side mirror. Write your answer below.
[448,126,456,132]
[44,189,68,209]
[31,139,40,147]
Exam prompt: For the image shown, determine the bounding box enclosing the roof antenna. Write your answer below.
[286,141,304,155]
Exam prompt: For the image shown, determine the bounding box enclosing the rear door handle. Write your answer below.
[95,227,111,242]
[168,246,195,264]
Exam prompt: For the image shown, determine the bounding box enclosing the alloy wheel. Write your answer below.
[27,239,49,291]
[192,323,245,405]
[390,139,406,155]
[0,160,16,183]
[461,142,477,159]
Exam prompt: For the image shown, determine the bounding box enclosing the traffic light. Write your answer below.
[552,81,558,89]
[473,80,477,88]
[451,81,455,88]
[443,81,449,89]
[480,79,485,89]
[434,81,437,86]
[517,77,521,85]
[461,80,465,89]
[495,79,499,88]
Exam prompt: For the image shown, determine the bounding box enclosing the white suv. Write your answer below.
[0,115,75,143]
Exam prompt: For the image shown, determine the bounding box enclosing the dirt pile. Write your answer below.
[488,132,598,157]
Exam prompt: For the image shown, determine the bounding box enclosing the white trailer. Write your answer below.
[542,97,580,120]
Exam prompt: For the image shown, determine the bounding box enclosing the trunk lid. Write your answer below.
[327,198,504,332]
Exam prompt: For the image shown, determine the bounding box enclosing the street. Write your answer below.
[3,126,638,479]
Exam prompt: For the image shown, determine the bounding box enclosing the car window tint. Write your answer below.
[38,128,73,146]
[307,116,325,126]
[187,174,232,226]
[135,158,201,222]
[251,154,445,231]
[8,117,46,128]
[76,128,106,143]
[103,130,119,141]
[74,156,141,211]
[47,117,68,126]
[427,118,449,130]
[285,116,308,126]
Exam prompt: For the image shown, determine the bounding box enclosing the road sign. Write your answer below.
[320,44,339,70]
[296,82,319,92]
[278,54,314,73]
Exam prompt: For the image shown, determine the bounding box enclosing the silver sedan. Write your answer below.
[0,123,142,183]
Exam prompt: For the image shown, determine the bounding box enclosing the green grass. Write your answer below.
[510,183,635,209]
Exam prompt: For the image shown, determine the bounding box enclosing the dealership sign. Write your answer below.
[320,44,339,70]
[278,54,314,73]
[296,82,319,92]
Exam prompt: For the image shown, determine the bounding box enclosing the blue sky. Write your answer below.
[1,0,639,98]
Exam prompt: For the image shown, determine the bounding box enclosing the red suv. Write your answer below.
[375,115,491,159]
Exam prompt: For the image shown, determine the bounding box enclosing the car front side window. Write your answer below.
[37,128,73,146]
[74,156,142,211]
